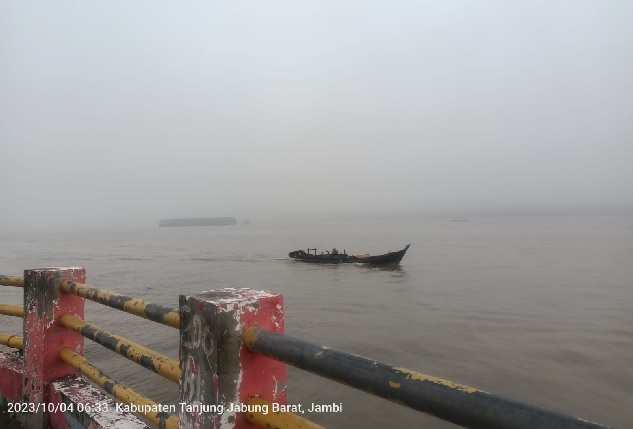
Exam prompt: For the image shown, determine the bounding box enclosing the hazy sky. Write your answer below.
[1,1,632,232]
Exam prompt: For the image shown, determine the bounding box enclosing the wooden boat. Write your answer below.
[288,245,410,265]
[355,244,410,265]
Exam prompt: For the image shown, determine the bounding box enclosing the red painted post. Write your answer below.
[22,267,85,429]
[179,288,285,429]
[0,353,23,403]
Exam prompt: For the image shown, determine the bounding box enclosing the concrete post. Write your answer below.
[179,294,219,429]
[179,288,285,429]
[22,267,85,429]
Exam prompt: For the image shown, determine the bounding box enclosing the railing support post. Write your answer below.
[22,267,85,429]
[179,288,286,429]
[179,293,219,429]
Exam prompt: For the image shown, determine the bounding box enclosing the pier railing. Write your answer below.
[0,269,614,429]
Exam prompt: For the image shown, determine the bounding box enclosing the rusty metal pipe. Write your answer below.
[60,280,179,328]
[59,347,179,429]
[59,314,180,383]
[0,275,24,287]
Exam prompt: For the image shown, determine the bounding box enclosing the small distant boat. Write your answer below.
[288,245,410,265]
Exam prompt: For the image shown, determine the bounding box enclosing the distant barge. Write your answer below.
[159,217,237,227]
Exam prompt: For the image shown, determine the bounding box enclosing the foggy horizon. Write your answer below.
[2,1,632,234]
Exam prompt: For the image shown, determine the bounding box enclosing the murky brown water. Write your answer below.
[1,216,632,428]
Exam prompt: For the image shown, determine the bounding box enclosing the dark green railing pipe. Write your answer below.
[244,327,612,429]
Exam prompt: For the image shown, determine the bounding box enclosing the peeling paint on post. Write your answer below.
[179,295,219,429]
[48,375,151,429]
[23,267,85,429]
[179,288,285,429]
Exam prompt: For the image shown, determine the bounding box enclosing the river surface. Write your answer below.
[1,216,632,428]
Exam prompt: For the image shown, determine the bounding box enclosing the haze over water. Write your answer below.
[1,216,631,428]
[1,1,632,233]
[1,2,632,427]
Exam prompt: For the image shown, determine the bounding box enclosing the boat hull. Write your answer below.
[355,244,410,265]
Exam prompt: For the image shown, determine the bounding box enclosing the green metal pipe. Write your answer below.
[244,327,612,429]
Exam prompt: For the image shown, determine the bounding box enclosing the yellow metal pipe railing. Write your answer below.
[1,274,317,428]
[60,314,179,383]
[0,333,24,349]
[59,348,179,429]
[245,396,325,429]
[60,280,180,329]
[0,276,24,287]
[0,274,180,328]
[0,304,24,318]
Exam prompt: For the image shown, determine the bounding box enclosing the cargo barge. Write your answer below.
[158,217,237,227]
